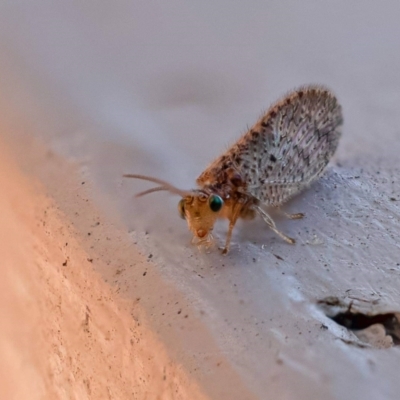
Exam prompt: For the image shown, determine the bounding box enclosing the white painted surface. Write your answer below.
[1,1,400,399]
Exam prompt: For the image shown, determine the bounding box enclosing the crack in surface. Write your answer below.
[318,297,400,347]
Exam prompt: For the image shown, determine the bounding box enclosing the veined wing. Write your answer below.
[199,86,343,206]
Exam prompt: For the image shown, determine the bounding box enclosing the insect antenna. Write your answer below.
[123,174,192,197]
[135,186,168,197]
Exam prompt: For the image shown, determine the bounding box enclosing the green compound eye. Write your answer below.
[178,199,186,219]
[209,195,223,212]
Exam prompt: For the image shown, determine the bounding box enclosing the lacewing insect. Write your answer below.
[124,85,343,254]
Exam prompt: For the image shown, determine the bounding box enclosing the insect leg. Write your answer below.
[222,205,243,255]
[254,206,296,244]
[281,210,304,220]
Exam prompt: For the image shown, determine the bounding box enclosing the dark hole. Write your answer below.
[332,311,400,344]
[319,298,400,345]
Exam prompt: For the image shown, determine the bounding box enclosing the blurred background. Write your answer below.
[1,0,400,170]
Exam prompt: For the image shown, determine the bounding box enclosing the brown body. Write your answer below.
[124,85,343,254]
[179,186,257,250]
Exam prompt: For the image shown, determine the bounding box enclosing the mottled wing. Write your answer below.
[198,85,343,206]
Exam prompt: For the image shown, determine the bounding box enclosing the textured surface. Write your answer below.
[1,1,400,399]
[0,140,209,400]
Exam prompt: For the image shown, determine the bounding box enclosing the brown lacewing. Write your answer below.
[124,85,343,254]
